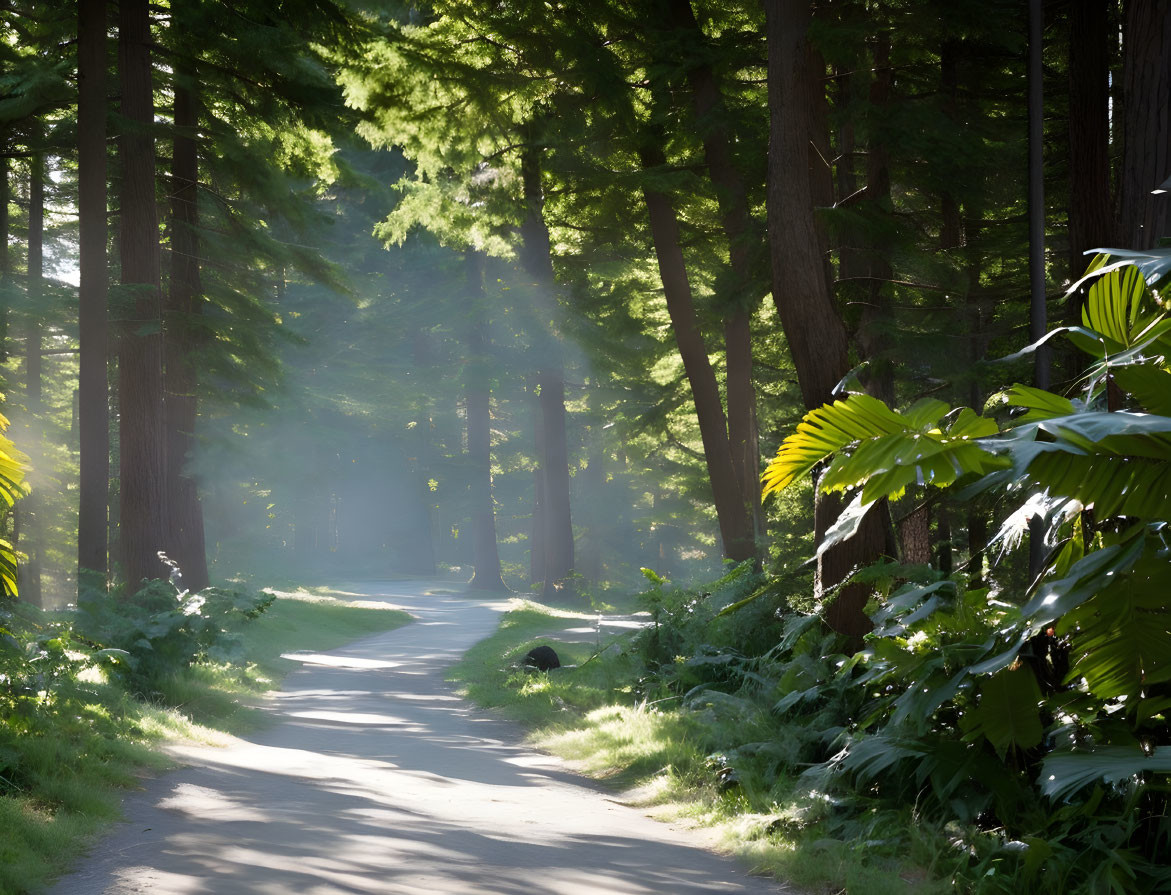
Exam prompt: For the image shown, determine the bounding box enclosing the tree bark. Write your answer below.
[1119,0,1171,249]
[464,251,506,591]
[667,0,763,555]
[518,137,575,595]
[764,0,850,410]
[1068,1,1113,275]
[78,0,110,592]
[766,0,885,641]
[164,27,209,592]
[118,0,168,589]
[639,142,756,563]
[856,33,895,404]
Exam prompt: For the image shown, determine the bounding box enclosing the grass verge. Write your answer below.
[447,596,947,895]
[1,588,410,895]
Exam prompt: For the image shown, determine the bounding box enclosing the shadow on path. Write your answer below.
[48,581,793,895]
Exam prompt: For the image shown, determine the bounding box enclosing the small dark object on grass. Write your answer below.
[521,645,560,671]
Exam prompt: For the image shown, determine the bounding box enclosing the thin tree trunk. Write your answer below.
[0,159,8,364]
[766,0,885,642]
[1119,0,1171,249]
[464,251,506,591]
[518,137,574,594]
[1027,0,1048,578]
[164,32,209,592]
[667,0,763,555]
[529,375,546,587]
[639,142,755,563]
[19,150,44,607]
[856,33,895,404]
[78,0,110,592]
[118,0,168,589]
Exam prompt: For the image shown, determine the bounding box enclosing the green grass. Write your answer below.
[448,596,949,895]
[0,587,410,895]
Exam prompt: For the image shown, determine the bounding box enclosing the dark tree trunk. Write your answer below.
[856,33,895,404]
[164,29,209,592]
[464,251,506,592]
[118,0,168,589]
[1119,0,1171,249]
[639,142,755,563]
[1027,0,1049,578]
[518,137,575,594]
[1068,1,1113,276]
[19,150,44,607]
[78,0,110,593]
[668,0,763,555]
[766,0,886,641]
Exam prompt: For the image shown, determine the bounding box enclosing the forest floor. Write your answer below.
[45,580,794,895]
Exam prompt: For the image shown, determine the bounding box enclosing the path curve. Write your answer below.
[49,581,792,895]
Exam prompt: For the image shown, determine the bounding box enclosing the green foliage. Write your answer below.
[74,581,275,694]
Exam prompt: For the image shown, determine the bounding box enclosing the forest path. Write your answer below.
[48,580,792,895]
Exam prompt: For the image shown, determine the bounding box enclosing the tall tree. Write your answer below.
[19,144,43,606]
[464,250,506,591]
[117,0,168,588]
[77,0,109,591]
[163,4,209,592]
[764,0,886,640]
[519,136,575,596]
[1118,0,1171,249]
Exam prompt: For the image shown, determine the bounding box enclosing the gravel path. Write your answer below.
[47,581,792,895]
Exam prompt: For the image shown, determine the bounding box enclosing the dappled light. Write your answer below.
[49,585,785,895]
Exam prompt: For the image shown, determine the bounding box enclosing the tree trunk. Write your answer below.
[78,0,110,593]
[529,375,546,587]
[856,33,895,404]
[518,137,574,594]
[118,0,168,589]
[19,150,44,607]
[1119,0,1171,249]
[668,0,763,555]
[766,0,885,640]
[464,251,506,591]
[639,142,755,563]
[164,28,209,592]
[1068,1,1113,275]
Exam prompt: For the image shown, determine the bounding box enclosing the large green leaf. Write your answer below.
[1082,264,1146,346]
[1041,746,1171,801]
[1111,363,1171,415]
[761,394,909,497]
[964,667,1043,758]
[1061,554,1171,701]
[1004,384,1076,422]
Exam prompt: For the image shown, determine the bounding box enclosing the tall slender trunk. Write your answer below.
[1119,0,1171,249]
[857,33,895,404]
[464,251,506,591]
[1027,0,1048,578]
[529,375,546,587]
[0,159,8,364]
[639,141,755,563]
[118,0,168,589]
[667,0,763,555]
[164,33,209,592]
[518,137,574,594]
[19,150,44,606]
[766,0,885,642]
[78,0,110,592]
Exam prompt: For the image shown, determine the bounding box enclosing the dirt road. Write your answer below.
[48,581,790,895]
